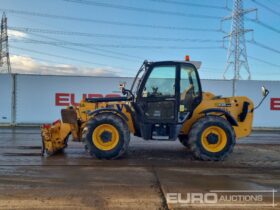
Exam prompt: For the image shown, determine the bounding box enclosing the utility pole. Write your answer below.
[222,0,256,96]
[0,12,11,74]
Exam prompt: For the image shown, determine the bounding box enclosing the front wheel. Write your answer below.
[85,113,130,159]
[178,135,189,148]
[188,116,236,161]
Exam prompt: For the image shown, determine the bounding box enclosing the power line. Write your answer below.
[10,37,140,62]
[9,26,223,43]
[267,0,280,8]
[27,32,145,60]
[10,45,134,71]
[10,45,111,66]
[63,0,223,19]
[248,40,280,54]
[148,0,230,10]
[11,40,224,50]
[21,35,224,72]
[220,29,280,69]
[251,0,280,17]
[248,55,280,68]
[10,54,123,75]
[0,8,221,32]
[10,54,124,76]
[246,18,280,34]
[13,51,279,76]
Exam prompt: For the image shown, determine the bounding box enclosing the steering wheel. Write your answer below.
[150,86,162,96]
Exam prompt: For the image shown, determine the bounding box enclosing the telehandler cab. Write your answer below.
[41,57,268,160]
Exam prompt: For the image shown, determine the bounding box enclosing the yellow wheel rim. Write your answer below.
[92,124,119,151]
[201,126,227,153]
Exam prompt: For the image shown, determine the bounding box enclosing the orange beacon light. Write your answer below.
[185,55,190,61]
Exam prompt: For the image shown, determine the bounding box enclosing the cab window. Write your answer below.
[180,65,200,111]
[142,66,176,98]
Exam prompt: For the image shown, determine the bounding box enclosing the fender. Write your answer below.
[89,108,128,122]
[200,108,238,126]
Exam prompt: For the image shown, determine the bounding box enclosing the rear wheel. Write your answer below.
[188,116,235,161]
[85,113,130,159]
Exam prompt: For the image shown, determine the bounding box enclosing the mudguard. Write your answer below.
[200,108,238,126]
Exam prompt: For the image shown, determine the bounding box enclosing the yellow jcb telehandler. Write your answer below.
[41,57,269,160]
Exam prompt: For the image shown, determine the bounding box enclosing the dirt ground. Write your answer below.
[0,127,279,210]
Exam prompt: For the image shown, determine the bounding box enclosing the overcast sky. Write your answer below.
[0,0,279,80]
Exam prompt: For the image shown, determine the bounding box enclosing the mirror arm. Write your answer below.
[122,88,135,101]
[251,89,270,112]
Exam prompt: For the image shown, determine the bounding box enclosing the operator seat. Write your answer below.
[180,85,195,112]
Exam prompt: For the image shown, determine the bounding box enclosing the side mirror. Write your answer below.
[119,83,126,95]
[261,86,269,97]
[252,86,270,112]
[119,82,125,89]
[119,82,135,100]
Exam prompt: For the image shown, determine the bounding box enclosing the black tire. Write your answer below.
[85,113,130,159]
[188,115,236,161]
[178,135,189,148]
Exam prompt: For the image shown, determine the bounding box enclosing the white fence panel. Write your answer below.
[236,80,280,127]
[15,75,133,124]
[0,74,278,127]
[201,79,233,96]
[0,74,12,124]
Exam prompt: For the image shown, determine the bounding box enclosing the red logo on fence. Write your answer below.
[271,98,280,110]
[55,93,121,106]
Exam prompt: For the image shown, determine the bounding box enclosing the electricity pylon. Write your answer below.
[222,0,256,95]
[0,12,11,73]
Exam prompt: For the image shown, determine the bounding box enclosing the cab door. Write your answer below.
[136,63,180,140]
[179,64,202,116]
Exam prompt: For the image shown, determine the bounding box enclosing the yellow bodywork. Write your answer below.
[181,92,254,139]
[41,100,127,155]
[41,122,71,154]
[41,92,254,155]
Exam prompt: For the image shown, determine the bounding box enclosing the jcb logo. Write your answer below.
[55,93,121,106]
[271,98,280,110]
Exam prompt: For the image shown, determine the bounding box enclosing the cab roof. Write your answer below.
[147,60,202,70]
